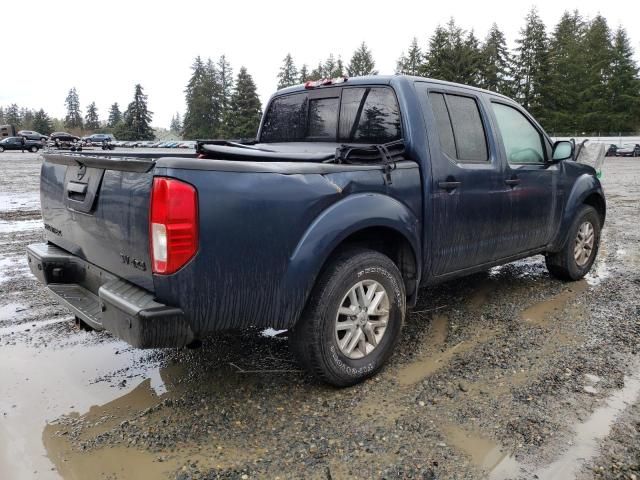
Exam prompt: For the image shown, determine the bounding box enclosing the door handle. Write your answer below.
[504,178,521,187]
[438,181,461,191]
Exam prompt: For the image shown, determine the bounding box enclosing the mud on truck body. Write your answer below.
[27,75,605,386]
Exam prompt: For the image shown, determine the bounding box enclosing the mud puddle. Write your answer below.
[0,341,166,479]
[441,423,519,474]
[488,368,640,480]
[520,280,588,326]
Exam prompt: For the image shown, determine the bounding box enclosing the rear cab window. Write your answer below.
[260,86,402,144]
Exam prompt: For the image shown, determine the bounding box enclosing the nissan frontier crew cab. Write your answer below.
[27,75,605,386]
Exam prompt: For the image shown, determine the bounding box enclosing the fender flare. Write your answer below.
[552,174,605,251]
[280,193,421,328]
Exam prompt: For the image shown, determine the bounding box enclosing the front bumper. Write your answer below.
[26,243,194,348]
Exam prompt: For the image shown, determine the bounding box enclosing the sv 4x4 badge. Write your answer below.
[120,253,146,271]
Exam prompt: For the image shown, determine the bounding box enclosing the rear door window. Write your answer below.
[339,87,402,143]
[426,91,488,162]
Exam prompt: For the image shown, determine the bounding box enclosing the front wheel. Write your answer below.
[29,145,38,153]
[289,248,406,387]
[0,146,4,152]
[546,205,601,281]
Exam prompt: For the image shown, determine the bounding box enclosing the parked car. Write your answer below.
[17,130,48,141]
[615,143,640,157]
[139,141,157,148]
[82,133,114,145]
[49,132,81,143]
[0,136,41,152]
[605,144,617,157]
[177,141,196,149]
[27,75,605,387]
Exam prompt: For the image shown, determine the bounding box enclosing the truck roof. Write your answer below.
[274,75,513,102]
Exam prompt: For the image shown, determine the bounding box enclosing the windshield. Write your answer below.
[260,86,402,144]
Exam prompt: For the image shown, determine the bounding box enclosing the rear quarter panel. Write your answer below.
[151,163,421,334]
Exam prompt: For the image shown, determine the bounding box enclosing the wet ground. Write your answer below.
[0,151,638,480]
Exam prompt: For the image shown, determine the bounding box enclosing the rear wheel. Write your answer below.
[29,145,38,153]
[546,205,601,280]
[0,146,4,152]
[289,248,406,387]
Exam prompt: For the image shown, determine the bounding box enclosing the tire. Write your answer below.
[289,248,406,387]
[29,145,38,153]
[0,146,4,152]
[546,205,601,281]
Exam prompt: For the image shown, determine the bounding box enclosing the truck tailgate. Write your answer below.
[39,153,155,291]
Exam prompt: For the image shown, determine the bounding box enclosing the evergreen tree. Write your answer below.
[334,57,345,77]
[85,102,100,130]
[216,55,234,127]
[0,107,4,125]
[607,27,640,132]
[322,54,344,78]
[422,19,482,86]
[462,30,483,86]
[32,109,53,135]
[308,54,346,80]
[581,15,613,132]
[309,61,325,81]
[546,11,587,133]
[118,84,154,140]
[512,8,550,123]
[170,112,182,133]
[207,58,225,136]
[277,53,299,89]
[5,104,21,127]
[107,103,122,128]
[21,108,34,130]
[64,87,83,129]
[347,42,378,77]
[222,67,262,139]
[299,64,310,83]
[479,24,512,95]
[183,56,221,139]
[396,38,423,75]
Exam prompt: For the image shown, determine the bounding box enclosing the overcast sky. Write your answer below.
[2,0,639,129]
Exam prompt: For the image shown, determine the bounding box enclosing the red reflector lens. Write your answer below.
[150,177,198,274]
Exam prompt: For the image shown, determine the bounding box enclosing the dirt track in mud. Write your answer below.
[0,151,638,480]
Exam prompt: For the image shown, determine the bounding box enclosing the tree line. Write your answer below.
[181,56,262,140]
[3,8,638,139]
[0,84,155,140]
[275,9,640,135]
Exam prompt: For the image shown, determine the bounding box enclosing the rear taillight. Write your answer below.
[150,177,198,274]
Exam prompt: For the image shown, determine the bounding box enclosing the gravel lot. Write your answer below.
[0,150,638,480]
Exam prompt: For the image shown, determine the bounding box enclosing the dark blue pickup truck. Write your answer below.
[27,75,605,386]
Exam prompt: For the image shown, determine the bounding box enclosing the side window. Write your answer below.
[428,92,488,162]
[339,87,401,143]
[491,103,545,164]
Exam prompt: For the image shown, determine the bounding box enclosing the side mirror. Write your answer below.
[552,140,573,161]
